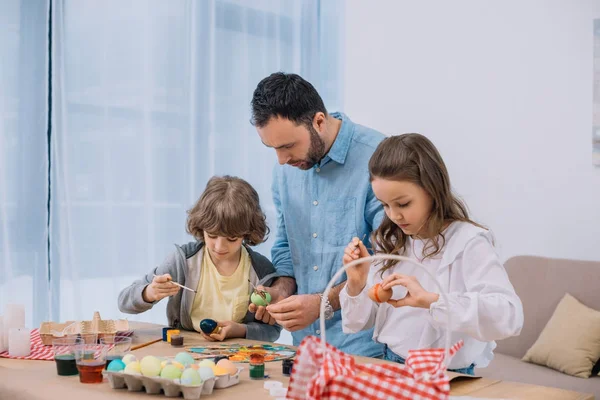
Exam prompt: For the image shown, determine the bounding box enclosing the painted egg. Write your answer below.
[160,364,183,380]
[161,360,185,369]
[199,319,219,334]
[175,352,195,367]
[250,290,272,307]
[124,360,141,374]
[367,283,393,303]
[140,356,162,377]
[121,353,137,365]
[173,361,185,369]
[197,359,216,368]
[180,368,203,386]
[198,366,215,381]
[217,359,238,376]
[212,365,229,376]
[107,359,126,372]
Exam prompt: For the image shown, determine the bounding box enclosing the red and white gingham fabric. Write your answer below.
[286,336,464,400]
[0,329,54,361]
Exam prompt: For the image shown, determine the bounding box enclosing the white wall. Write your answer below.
[344,0,600,261]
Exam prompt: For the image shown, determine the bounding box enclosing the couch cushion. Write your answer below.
[522,293,600,378]
[496,256,600,359]
[478,353,600,397]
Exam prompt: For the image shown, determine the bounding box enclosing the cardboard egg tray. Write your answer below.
[39,320,131,345]
[39,313,130,345]
[104,367,243,399]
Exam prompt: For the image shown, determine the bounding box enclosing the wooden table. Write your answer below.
[0,322,593,400]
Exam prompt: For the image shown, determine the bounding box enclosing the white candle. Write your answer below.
[0,316,6,352]
[4,304,25,329]
[4,304,25,350]
[8,328,30,357]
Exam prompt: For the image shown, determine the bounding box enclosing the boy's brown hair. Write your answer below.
[369,134,484,273]
[186,176,269,246]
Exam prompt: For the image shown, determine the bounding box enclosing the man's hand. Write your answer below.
[248,285,283,325]
[142,274,180,303]
[200,321,246,342]
[266,293,320,332]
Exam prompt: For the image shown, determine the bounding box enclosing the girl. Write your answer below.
[340,134,523,374]
[118,176,281,342]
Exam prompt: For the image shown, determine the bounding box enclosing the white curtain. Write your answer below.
[0,0,50,328]
[50,0,344,336]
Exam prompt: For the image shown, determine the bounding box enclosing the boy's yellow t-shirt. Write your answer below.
[190,247,251,331]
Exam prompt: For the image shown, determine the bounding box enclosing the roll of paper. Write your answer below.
[8,328,30,357]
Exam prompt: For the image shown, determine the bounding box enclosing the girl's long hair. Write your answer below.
[369,134,484,273]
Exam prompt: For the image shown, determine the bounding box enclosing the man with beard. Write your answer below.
[248,72,385,357]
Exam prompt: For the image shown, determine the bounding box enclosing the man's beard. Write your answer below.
[293,125,326,170]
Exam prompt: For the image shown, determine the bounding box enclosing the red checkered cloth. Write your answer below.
[0,329,53,361]
[286,336,464,400]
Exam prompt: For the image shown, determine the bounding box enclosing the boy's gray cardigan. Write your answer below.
[118,241,281,342]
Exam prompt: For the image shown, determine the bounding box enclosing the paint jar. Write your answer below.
[170,335,184,347]
[166,329,180,343]
[249,353,265,380]
[162,327,172,342]
[282,358,294,376]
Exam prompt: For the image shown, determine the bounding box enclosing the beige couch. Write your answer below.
[478,255,600,397]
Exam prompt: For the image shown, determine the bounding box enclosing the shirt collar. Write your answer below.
[319,112,353,166]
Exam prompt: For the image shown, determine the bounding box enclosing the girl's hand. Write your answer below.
[381,273,439,309]
[142,274,180,303]
[201,321,246,342]
[343,237,370,296]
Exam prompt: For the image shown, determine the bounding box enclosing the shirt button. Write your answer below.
[312,233,318,238]
[316,330,321,335]
[313,200,318,206]
[316,168,321,173]
[313,265,318,271]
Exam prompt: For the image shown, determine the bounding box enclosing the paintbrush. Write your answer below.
[131,338,162,351]
[354,234,367,249]
[248,279,258,291]
[153,274,197,294]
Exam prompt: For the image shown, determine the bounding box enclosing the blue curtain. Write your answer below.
[1,0,346,332]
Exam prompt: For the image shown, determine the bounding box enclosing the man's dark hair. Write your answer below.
[250,72,327,128]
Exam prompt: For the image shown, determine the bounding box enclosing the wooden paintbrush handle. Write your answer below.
[131,338,162,351]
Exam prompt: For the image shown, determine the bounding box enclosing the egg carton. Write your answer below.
[39,314,130,345]
[104,367,243,399]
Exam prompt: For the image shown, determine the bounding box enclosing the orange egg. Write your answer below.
[216,359,238,376]
[367,283,393,303]
[211,365,229,376]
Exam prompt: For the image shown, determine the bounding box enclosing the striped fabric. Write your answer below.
[287,336,464,400]
[0,329,54,361]
[0,329,132,361]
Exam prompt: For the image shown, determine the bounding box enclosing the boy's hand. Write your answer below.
[381,273,439,309]
[200,321,246,341]
[142,274,180,303]
[343,237,371,296]
[248,286,281,325]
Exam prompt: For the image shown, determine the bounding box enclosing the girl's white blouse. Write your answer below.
[340,221,524,369]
